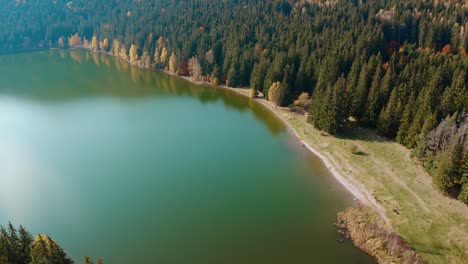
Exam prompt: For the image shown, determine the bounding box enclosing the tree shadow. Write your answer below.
[337,120,394,144]
[352,150,369,156]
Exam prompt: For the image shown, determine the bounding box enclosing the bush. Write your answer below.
[351,144,359,154]
[297,92,311,108]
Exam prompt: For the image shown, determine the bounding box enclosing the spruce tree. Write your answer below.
[350,61,369,119]
[364,60,383,126]
[397,92,416,146]
[440,69,467,116]
[18,226,33,264]
[433,136,463,192]
[458,158,468,204]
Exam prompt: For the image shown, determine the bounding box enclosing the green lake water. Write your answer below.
[0,50,373,263]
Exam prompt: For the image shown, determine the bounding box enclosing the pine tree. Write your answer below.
[440,69,467,116]
[308,84,325,129]
[7,222,20,263]
[330,76,349,133]
[364,59,383,126]
[18,226,33,264]
[308,76,347,134]
[0,234,9,264]
[263,53,285,95]
[227,62,240,87]
[294,62,306,94]
[458,158,468,204]
[346,56,364,104]
[250,62,264,96]
[377,84,404,138]
[350,61,369,119]
[397,93,416,146]
[433,136,463,192]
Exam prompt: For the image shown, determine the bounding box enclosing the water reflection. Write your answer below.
[0,50,285,135]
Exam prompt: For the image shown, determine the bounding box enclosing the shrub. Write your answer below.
[351,144,360,154]
[297,92,311,108]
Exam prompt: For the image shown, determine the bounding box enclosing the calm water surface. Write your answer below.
[0,50,373,263]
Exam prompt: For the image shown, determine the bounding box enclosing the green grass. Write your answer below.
[254,99,468,264]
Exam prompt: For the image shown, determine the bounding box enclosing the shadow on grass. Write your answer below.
[352,150,369,156]
[337,121,394,143]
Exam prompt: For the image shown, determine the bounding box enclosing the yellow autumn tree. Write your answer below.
[91,35,98,51]
[129,44,138,63]
[68,33,82,47]
[112,39,121,56]
[268,81,285,106]
[119,45,128,60]
[157,36,165,47]
[205,49,215,64]
[83,37,89,48]
[168,52,177,73]
[140,51,151,69]
[58,37,64,48]
[154,47,160,64]
[101,38,109,52]
[188,56,203,81]
[160,47,168,65]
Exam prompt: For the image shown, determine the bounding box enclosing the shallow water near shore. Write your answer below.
[0,50,373,263]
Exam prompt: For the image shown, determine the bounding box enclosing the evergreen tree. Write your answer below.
[377,84,404,138]
[350,61,370,119]
[433,136,463,192]
[364,59,383,126]
[396,93,416,147]
[250,62,262,95]
[18,226,33,264]
[458,158,468,203]
[227,62,240,88]
[440,69,467,116]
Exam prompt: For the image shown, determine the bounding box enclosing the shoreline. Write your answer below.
[168,69,390,223]
[89,48,391,226]
[72,48,386,215]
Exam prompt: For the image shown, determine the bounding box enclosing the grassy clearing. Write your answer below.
[232,90,468,263]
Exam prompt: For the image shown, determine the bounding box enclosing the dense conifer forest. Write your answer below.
[0,0,467,202]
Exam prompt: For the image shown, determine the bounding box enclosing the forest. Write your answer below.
[0,223,104,264]
[0,0,466,202]
[0,223,72,264]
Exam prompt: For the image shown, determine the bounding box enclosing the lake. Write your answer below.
[0,50,373,263]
